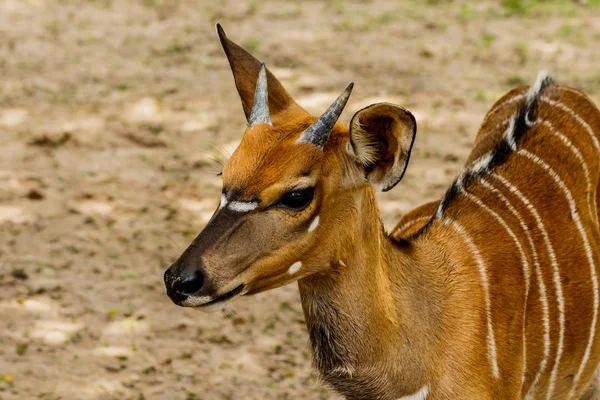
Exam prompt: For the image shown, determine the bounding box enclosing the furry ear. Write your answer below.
[216,24,307,123]
[348,103,417,191]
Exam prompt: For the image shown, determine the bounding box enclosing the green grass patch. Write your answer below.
[480,33,496,48]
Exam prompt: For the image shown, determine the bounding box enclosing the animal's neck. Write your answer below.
[298,188,446,397]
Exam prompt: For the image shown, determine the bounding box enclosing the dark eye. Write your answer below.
[277,187,315,210]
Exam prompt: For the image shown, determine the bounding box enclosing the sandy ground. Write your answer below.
[1,1,600,399]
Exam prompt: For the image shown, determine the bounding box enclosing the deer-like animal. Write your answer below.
[164,25,600,399]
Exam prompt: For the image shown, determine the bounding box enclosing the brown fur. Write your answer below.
[165,27,600,399]
[390,84,600,399]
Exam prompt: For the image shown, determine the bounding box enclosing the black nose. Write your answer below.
[164,267,205,303]
[176,270,205,295]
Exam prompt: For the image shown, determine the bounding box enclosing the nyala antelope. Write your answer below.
[164,24,600,400]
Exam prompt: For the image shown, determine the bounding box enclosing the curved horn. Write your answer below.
[296,83,353,150]
[248,63,272,126]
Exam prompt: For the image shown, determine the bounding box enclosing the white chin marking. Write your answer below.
[182,295,229,313]
[181,295,212,307]
[288,261,302,274]
[228,201,258,213]
[308,215,320,232]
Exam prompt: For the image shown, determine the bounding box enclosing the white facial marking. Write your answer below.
[396,385,429,400]
[219,194,228,209]
[308,215,320,232]
[288,261,302,275]
[449,220,499,379]
[228,201,258,213]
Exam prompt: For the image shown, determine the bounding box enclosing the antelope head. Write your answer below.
[164,25,417,310]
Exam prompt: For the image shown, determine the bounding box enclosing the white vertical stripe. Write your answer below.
[466,186,531,386]
[538,119,598,226]
[480,117,598,226]
[541,97,600,153]
[492,173,556,398]
[481,178,549,390]
[393,216,431,236]
[539,98,600,229]
[519,149,598,399]
[449,219,500,378]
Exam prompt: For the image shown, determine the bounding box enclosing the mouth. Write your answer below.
[182,283,245,309]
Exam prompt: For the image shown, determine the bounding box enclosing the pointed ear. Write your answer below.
[347,103,417,192]
[216,24,307,123]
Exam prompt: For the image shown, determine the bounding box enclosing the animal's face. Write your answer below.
[164,25,417,310]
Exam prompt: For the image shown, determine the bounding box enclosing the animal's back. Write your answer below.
[391,78,600,398]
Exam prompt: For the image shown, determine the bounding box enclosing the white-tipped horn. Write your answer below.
[248,63,272,126]
[296,83,353,150]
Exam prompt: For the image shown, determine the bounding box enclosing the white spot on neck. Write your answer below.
[396,385,429,400]
[308,215,320,232]
[228,201,258,213]
[288,261,302,274]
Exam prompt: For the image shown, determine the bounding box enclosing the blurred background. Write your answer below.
[1,0,600,399]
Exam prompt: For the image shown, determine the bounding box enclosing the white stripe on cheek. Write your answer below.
[219,194,228,209]
[288,261,302,275]
[228,201,258,212]
[308,215,320,232]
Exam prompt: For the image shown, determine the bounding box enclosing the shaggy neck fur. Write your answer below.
[297,187,447,399]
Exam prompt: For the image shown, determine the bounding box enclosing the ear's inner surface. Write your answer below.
[362,115,398,171]
[349,103,417,192]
